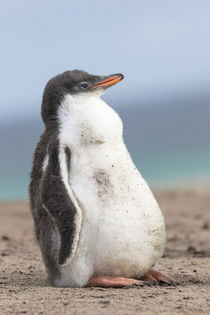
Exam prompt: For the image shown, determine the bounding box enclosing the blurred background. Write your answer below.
[0,0,210,200]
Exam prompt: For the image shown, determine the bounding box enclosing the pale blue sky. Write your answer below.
[1,0,210,122]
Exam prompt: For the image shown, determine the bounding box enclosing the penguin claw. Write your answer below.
[169,279,179,286]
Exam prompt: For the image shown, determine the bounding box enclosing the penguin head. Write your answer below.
[41,70,124,124]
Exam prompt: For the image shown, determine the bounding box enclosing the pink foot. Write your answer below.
[142,269,177,285]
[87,276,144,288]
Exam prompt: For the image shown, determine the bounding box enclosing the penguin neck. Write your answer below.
[59,93,109,117]
[57,92,123,148]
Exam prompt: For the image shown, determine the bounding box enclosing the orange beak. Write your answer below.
[92,74,124,89]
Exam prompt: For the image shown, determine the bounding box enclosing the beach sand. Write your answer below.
[0,189,210,314]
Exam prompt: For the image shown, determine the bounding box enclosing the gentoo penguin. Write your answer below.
[29,70,174,288]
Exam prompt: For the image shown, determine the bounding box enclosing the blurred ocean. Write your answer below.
[0,94,210,200]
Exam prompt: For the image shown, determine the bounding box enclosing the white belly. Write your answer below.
[69,141,165,279]
[58,94,166,285]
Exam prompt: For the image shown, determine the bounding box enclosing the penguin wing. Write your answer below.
[41,139,82,266]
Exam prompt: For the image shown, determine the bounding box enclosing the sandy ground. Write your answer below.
[0,189,210,315]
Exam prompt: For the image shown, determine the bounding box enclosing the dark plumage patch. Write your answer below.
[40,139,78,266]
[29,127,61,280]
[29,127,79,282]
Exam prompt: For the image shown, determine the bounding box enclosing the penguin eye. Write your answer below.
[80,83,89,89]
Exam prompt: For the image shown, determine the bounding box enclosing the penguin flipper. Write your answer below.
[41,140,82,266]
